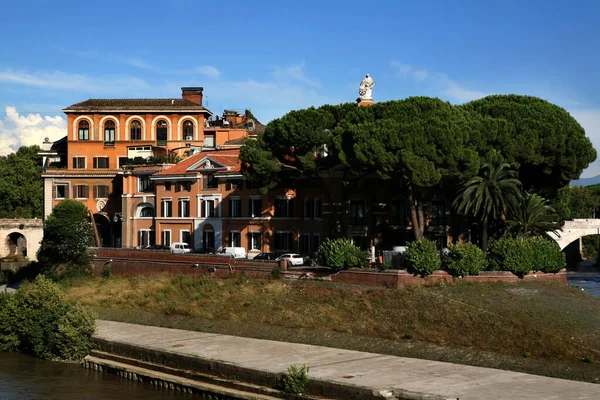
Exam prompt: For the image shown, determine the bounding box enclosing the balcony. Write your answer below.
[156,140,167,147]
[104,141,116,147]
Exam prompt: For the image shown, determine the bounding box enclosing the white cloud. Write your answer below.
[184,66,222,79]
[571,109,600,178]
[272,62,321,88]
[0,107,66,155]
[390,61,486,103]
[0,69,150,94]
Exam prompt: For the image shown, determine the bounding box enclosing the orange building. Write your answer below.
[120,148,324,256]
[41,87,261,247]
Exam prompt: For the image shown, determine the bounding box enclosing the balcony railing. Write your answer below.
[156,140,167,147]
[104,141,116,147]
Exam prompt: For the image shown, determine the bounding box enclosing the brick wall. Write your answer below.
[92,248,568,287]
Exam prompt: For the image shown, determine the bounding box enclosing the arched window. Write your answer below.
[183,120,194,140]
[104,120,116,144]
[78,120,89,140]
[140,206,155,217]
[156,120,168,145]
[349,199,365,225]
[130,120,142,140]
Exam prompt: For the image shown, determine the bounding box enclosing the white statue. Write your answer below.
[205,160,213,169]
[359,74,376,100]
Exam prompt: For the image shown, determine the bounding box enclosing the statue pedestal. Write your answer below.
[357,98,373,106]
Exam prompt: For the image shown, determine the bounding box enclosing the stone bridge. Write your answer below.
[0,219,43,261]
[548,219,600,250]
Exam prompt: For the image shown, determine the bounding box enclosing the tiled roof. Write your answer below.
[63,99,211,112]
[222,137,248,146]
[154,149,241,176]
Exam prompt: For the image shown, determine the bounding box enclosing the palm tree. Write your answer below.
[505,192,562,238]
[454,163,522,251]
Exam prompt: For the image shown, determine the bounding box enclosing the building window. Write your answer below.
[349,199,365,225]
[229,231,241,247]
[118,157,130,168]
[274,231,293,252]
[312,234,320,255]
[176,181,191,192]
[162,230,171,247]
[54,184,68,199]
[130,120,142,140]
[275,198,293,218]
[183,120,194,140]
[156,120,168,146]
[431,199,446,226]
[140,206,154,217]
[162,199,172,217]
[304,198,314,219]
[202,199,216,218]
[179,199,190,218]
[203,174,218,189]
[181,230,191,246]
[94,185,109,199]
[249,198,262,218]
[72,157,85,169]
[249,231,261,251]
[104,120,116,144]
[93,157,109,169]
[74,185,89,199]
[226,180,242,190]
[204,134,215,148]
[230,197,241,217]
[390,197,407,225]
[314,198,322,218]
[139,229,154,248]
[164,182,172,191]
[78,120,89,140]
[138,176,154,192]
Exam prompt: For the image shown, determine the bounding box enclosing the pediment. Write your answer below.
[188,156,224,171]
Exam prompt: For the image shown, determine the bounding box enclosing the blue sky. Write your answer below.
[1,0,599,176]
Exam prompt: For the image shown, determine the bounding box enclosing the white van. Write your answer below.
[170,242,191,254]
[217,247,247,259]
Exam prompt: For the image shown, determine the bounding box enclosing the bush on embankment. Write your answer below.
[488,236,566,277]
[442,242,487,277]
[318,238,369,270]
[405,238,440,276]
[0,275,96,361]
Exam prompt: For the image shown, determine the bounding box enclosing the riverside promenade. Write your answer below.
[95,320,600,400]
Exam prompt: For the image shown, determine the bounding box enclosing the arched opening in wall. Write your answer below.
[93,213,112,247]
[202,224,215,253]
[130,120,142,140]
[156,120,168,146]
[183,120,194,140]
[136,203,155,218]
[5,232,27,258]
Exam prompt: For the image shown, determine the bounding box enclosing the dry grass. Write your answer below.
[63,274,600,383]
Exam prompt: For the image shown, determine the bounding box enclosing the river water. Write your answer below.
[0,352,191,400]
[567,260,600,298]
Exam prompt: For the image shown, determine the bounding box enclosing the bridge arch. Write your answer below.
[547,219,600,250]
[0,220,43,261]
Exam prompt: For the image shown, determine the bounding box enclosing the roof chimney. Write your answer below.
[181,87,203,106]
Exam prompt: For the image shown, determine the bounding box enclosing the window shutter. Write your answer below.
[226,182,231,191]
[94,185,98,198]
[85,186,89,198]
[72,157,77,168]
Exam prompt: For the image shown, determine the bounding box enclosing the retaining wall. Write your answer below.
[92,248,568,287]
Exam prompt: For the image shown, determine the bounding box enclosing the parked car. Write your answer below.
[146,244,169,250]
[170,242,191,254]
[275,253,304,266]
[252,252,277,260]
[216,247,247,259]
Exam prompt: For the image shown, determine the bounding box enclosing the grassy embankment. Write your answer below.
[62,274,600,383]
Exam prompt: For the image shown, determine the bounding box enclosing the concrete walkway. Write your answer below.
[95,320,600,400]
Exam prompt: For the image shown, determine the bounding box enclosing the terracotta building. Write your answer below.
[40,87,260,248]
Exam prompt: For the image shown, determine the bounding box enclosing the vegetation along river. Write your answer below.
[0,352,191,400]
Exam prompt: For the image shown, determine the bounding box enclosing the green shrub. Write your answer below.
[2,275,96,361]
[281,364,310,395]
[270,266,281,279]
[102,263,114,279]
[0,293,19,352]
[488,237,533,277]
[443,242,487,277]
[527,236,566,273]
[318,238,369,271]
[405,238,440,276]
